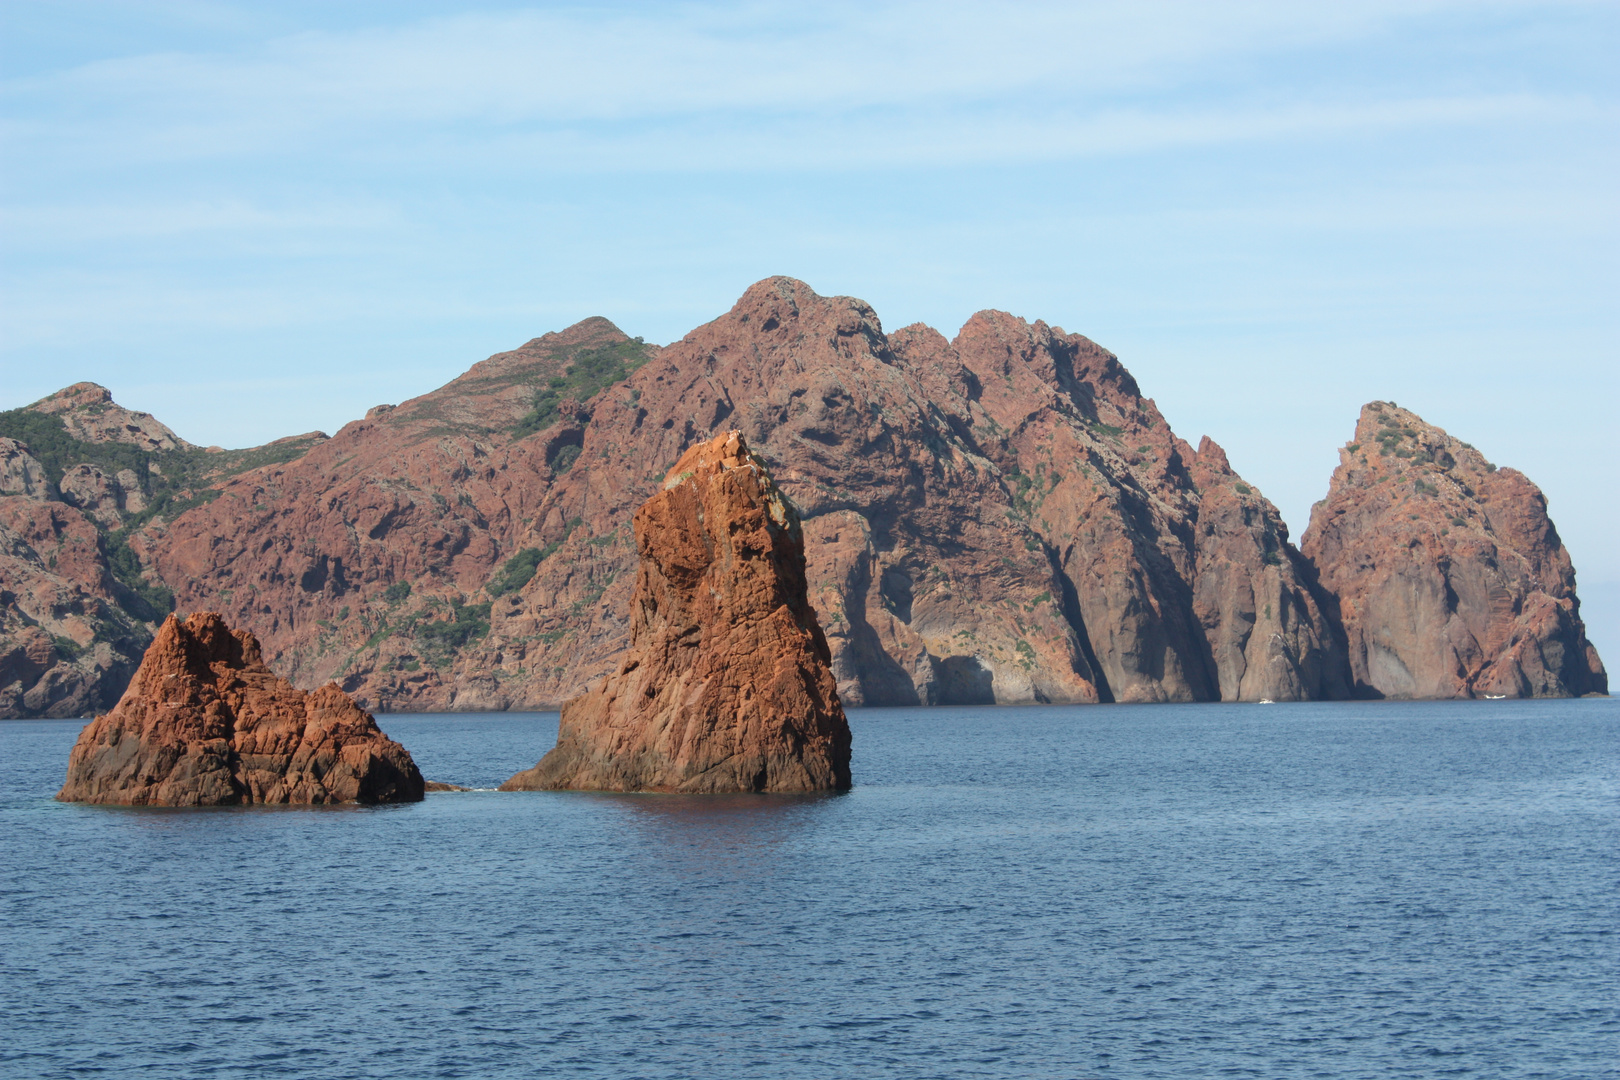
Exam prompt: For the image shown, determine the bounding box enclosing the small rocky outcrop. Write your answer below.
[58,611,424,805]
[1301,402,1606,699]
[502,431,851,793]
[31,382,194,452]
[0,439,49,497]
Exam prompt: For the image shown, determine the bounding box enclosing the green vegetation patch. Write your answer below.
[0,408,327,624]
[512,339,652,440]
[102,530,174,620]
[487,545,556,597]
[416,598,493,664]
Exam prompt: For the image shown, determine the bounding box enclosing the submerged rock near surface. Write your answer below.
[502,431,851,793]
[1302,403,1606,699]
[58,611,424,805]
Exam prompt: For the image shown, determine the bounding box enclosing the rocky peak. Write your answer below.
[1302,402,1605,698]
[57,611,424,805]
[30,382,193,452]
[502,430,851,793]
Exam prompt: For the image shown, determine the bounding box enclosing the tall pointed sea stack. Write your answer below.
[58,611,425,805]
[1301,402,1606,699]
[502,431,851,793]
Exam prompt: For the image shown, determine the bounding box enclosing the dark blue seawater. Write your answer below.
[2,700,1616,1079]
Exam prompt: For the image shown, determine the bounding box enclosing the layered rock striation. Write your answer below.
[502,431,850,793]
[58,611,424,805]
[1302,403,1606,699]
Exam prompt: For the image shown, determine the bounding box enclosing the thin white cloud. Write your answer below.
[0,198,400,246]
[5,0,1595,168]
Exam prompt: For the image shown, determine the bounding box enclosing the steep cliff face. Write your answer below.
[502,431,850,793]
[0,438,152,718]
[1301,402,1606,699]
[97,278,1343,711]
[1187,438,1350,702]
[0,385,328,718]
[894,310,1346,703]
[58,611,423,805]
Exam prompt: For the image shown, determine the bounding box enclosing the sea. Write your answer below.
[1,700,1615,1079]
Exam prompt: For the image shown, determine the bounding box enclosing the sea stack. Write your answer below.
[502,430,851,793]
[1301,402,1606,699]
[58,611,425,805]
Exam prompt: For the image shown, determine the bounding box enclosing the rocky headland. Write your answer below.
[1301,403,1606,699]
[502,431,850,792]
[3,279,1607,715]
[58,611,424,805]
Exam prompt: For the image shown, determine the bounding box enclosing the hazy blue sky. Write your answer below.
[2,1,1616,656]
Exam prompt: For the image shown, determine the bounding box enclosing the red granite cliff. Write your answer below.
[1301,402,1605,699]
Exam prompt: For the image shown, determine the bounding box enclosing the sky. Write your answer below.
[2,1,1616,659]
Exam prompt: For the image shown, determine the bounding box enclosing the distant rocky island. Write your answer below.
[1,277,1606,718]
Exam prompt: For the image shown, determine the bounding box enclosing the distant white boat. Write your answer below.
[1484,694,1507,700]
[1258,698,1275,705]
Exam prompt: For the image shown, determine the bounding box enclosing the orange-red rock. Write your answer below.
[501,431,850,793]
[58,611,424,805]
[1301,403,1606,699]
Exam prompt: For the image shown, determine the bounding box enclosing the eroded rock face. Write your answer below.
[0,439,49,497]
[58,611,424,805]
[501,431,850,793]
[1301,402,1606,699]
[1188,438,1350,702]
[1,479,151,719]
[57,464,142,528]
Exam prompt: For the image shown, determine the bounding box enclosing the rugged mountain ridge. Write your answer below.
[2,278,1603,716]
[147,277,1337,710]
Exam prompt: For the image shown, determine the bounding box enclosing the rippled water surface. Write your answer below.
[2,700,1616,1079]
